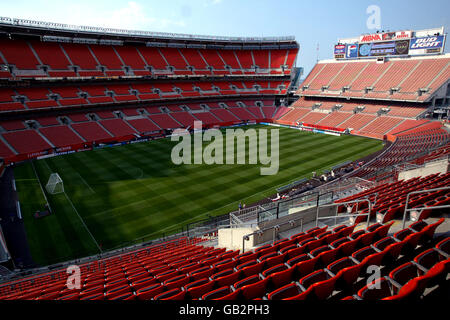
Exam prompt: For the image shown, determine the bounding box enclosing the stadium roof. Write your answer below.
[0,16,298,48]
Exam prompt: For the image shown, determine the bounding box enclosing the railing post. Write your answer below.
[335,204,338,226]
[366,199,371,229]
[315,193,320,227]
[402,192,412,229]
[276,202,280,219]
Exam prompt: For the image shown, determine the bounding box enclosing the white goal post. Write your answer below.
[46,173,64,194]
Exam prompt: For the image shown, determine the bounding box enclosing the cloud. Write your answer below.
[68,1,185,31]
[203,0,223,7]
[5,1,185,32]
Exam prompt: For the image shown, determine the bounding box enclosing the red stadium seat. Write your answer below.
[240,278,269,300]
[298,269,338,300]
[185,279,215,300]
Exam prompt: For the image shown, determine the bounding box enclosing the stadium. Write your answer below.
[0,4,449,305]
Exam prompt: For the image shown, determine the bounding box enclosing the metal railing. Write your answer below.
[315,198,373,229]
[0,16,295,43]
[242,216,305,252]
[241,198,373,252]
[402,186,450,228]
[315,177,375,200]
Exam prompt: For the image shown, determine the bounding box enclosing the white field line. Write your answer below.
[76,172,96,194]
[63,191,102,253]
[30,161,52,213]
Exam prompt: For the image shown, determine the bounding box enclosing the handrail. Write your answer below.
[242,216,304,252]
[402,186,450,228]
[315,198,372,229]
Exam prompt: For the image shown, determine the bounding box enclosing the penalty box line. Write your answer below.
[63,191,103,253]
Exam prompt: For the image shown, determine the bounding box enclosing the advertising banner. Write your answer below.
[357,39,410,57]
[358,43,372,57]
[382,30,412,41]
[360,30,412,43]
[360,33,383,43]
[334,44,346,59]
[336,29,443,60]
[409,35,445,55]
[346,44,358,58]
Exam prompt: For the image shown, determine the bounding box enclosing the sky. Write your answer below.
[2,0,449,76]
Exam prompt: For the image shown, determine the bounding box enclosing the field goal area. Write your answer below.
[45,173,64,195]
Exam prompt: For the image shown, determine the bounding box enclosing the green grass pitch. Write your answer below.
[13,125,383,266]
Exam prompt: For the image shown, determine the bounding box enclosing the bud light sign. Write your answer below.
[409,35,444,55]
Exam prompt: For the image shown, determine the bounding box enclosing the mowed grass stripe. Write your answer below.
[71,149,156,245]
[15,126,383,265]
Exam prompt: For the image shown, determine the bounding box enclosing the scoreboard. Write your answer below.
[334,28,445,60]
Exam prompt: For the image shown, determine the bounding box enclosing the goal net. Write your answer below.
[46,173,64,195]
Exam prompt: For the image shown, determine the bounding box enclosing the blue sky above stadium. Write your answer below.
[3,0,449,76]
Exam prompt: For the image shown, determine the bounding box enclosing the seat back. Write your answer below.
[361,250,386,269]
[215,270,241,288]
[299,269,328,289]
[436,237,450,255]
[189,266,213,281]
[241,278,269,300]
[287,253,309,267]
[267,283,301,300]
[233,274,261,290]
[422,218,444,240]
[338,238,358,257]
[135,284,164,300]
[358,277,393,300]
[241,261,264,278]
[213,288,241,300]
[312,275,338,300]
[202,286,233,300]
[262,263,288,278]
[164,275,190,290]
[186,279,215,300]
[414,248,441,270]
[389,262,419,286]
[268,266,295,290]
[284,286,314,300]
[317,247,339,267]
[376,221,395,239]
[294,256,319,279]
[154,288,185,300]
[382,278,419,300]
[327,256,353,275]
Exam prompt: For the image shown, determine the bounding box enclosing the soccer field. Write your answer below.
[14,125,383,266]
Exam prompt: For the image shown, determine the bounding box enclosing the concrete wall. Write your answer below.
[398,159,449,181]
[218,227,256,252]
